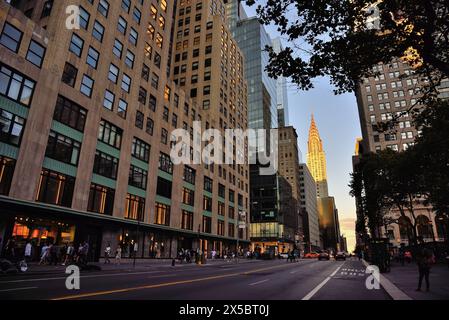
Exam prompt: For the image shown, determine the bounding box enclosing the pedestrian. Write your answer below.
[416,239,435,292]
[115,245,122,265]
[62,243,74,266]
[49,243,58,266]
[24,240,32,263]
[104,242,112,264]
[81,241,89,265]
[5,238,16,259]
[39,243,49,265]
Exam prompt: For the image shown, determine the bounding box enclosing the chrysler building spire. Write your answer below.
[307,115,329,198]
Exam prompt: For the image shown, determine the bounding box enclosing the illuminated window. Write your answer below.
[125,194,145,221]
[155,202,170,226]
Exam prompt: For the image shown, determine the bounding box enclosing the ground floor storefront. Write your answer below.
[250,239,296,257]
[0,197,249,262]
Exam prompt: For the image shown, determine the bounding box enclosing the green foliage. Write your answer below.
[246,0,449,95]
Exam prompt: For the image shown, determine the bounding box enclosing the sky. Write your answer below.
[242,3,363,251]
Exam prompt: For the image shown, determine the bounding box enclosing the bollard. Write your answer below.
[172,259,175,267]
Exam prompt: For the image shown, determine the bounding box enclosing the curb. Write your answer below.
[362,259,412,300]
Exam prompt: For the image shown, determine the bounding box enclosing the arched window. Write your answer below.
[416,215,433,239]
[435,215,448,240]
[398,216,412,240]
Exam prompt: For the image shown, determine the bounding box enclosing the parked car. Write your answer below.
[279,253,289,259]
[335,252,346,261]
[318,252,330,261]
[304,252,320,259]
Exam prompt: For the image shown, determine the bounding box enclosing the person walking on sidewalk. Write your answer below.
[39,243,49,265]
[415,238,435,292]
[115,245,122,265]
[104,243,112,264]
[24,240,32,263]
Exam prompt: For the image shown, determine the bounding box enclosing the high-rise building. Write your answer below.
[0,0,249,260]
[272,37,289,127]
[172,0,250,254]
[307,115,328,198]
[354,59,448,246]
[317,197,340,252]
[278,126,303,247]
[226,1,297,255]
[298,163,320,252]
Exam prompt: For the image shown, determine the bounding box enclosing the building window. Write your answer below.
[159,152,173,174]
[161,128,168,144]
[202,216,211,233]
[36,169,75,207]
[26,40,46,68]
[121,74,131,92]
[86,47,99,69]
[0,64,36,106]
[69,33,84,57]
[45,131,81,166]
[228,223,235,237]
[181,210,194,230]
[80,74,94,97]
[129,165,148,190]
[92,20,105,42]
[182,188,194,206]
[87,184,115,216]
[53,95,87,132]
[108,64,119,83]
[149,94,157,111]
[79,6,90,29]
[0,22,23,53]
[215,199,225,217]
[61,63,78,87]
[113,39,123,58]
[98,119,122,149]
[135,111,144,129]
[103,90,115,110]
[228,206,235,219]
[204,176,213,192]
[0,108,25,146]
[155,202,170,226]
[131,137,150,162]
[125,194,145,221]
[146,117,154,135]
[0,156,15,196]
[183,166,196,185]
[217,220,225,236]
[118,99,127,119]
[98,0,110,17]
[156,177,172,199]
[203,196,212,212]
[93,151,118,180]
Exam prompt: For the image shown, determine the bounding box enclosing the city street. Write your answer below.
[0,258,390,300]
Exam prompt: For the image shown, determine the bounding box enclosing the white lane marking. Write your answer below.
[0,270,164,284]
[301,264,344,300]
[290,270,298,274]
[0,286,38,292]
[249,279,270,286]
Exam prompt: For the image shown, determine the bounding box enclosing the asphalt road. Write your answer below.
[0,258,391,300]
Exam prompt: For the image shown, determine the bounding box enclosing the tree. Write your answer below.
[350,149,427,245]
[246,0,449,96]
[413,100,449,219]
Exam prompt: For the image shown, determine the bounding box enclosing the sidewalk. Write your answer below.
[384,261,449,300]
[1,258,262,276]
